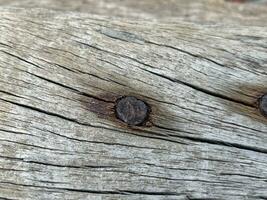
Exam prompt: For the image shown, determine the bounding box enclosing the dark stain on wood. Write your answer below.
[115,96,151,126]
[78,91,155,130]
[258,93,267,118]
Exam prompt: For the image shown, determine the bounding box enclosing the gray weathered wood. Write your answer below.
[0,0,267,25]
[0,3,267,200]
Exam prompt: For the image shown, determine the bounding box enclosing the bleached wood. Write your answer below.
[0,0,267,25]
[0,5,266,200]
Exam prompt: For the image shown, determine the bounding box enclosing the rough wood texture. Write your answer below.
[0,0,267,25]
[0,2,267,200]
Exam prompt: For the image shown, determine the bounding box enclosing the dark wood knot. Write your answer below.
[115,96,149,126]
[259,94,267,117]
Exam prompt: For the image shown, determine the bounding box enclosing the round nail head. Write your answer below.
[259,94,267,117]
[115,96,149,126]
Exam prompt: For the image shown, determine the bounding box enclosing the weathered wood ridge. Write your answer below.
[0,1,267,199]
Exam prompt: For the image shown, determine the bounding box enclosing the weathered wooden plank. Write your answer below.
[0,0,267,25]
[0,6,267,200]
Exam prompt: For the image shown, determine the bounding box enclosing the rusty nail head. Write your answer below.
[259,94,267,117]
[115,96,149,126]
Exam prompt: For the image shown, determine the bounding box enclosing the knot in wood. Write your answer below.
[259,94,267,117]
[115,96,149,126]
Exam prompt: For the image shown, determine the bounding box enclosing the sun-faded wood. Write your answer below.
[0,0,267,25]
[0,7,267,200]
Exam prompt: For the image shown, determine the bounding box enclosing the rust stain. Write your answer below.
[79,91,155,130]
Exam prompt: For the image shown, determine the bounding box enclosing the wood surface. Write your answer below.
[0,1,267,200]
[0,0,267,25]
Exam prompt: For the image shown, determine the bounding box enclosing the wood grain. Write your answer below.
[0,4,266,200]
[0,0,267,25]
